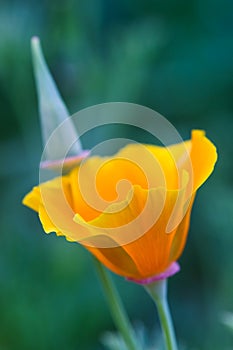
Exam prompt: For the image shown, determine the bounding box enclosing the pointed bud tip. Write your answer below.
[31,37,41,53]
[31,36,40,44]
[31,35,84,164]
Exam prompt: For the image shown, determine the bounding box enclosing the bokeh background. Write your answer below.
[1,0,233,349]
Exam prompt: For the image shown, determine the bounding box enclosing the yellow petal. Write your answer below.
[23,176,84,241]
[161,130,217,193]
[189,130,217,191]
[23,186,41,212]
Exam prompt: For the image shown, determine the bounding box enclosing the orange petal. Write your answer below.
[74,184,166,247]
[68,164,102,221]
[87,236,139,278]
[168,194,195,263]
[143,145,180,189]
[75,144,164,218]
[74,182,191,279]
[121,188,190,278]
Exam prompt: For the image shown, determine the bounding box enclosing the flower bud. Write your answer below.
[31,36,89,170]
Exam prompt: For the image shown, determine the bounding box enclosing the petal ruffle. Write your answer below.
[74,175,191,279]
[23,176,85,241]
[73,143,166,221]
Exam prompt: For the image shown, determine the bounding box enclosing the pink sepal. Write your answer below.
[126,262,180,285]
[40,150,90,170]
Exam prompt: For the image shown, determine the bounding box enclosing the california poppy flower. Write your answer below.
[23,130,217,284]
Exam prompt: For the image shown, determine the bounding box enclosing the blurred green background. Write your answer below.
[1,0,233,349]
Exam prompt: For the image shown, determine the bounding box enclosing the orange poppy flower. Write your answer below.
[23,130,217,284]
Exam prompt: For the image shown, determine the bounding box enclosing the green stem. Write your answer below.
[145,279,178,350]
[94,259,140,350]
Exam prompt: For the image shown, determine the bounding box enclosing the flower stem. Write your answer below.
[94,259,140,350]
[145,279,178,350]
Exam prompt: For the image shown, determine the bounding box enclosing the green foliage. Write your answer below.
[0,0,233,349]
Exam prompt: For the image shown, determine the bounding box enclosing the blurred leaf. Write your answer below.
[101,324,164,350]
[221,312,233,333]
